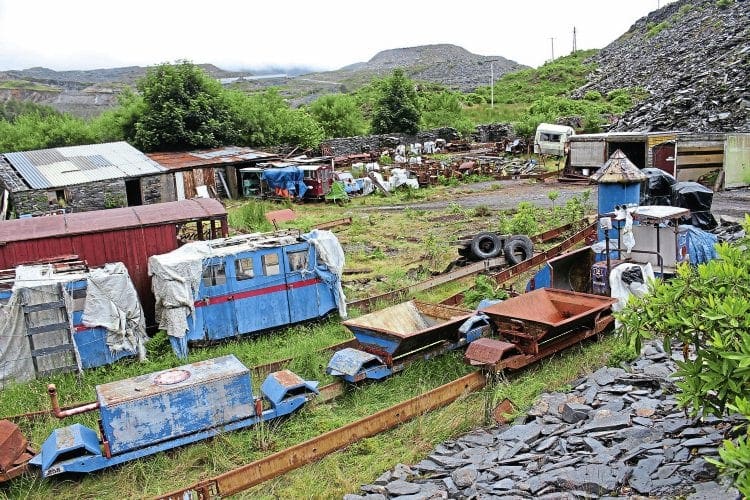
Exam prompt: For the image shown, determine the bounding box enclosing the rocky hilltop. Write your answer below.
[339,44,525,91]
[576,0,749,132]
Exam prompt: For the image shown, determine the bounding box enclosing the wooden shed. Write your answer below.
[0,198,227,326]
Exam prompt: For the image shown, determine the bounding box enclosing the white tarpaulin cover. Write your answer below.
[149,230,347,346]
[82,263,147,360]
[0,262,145,386]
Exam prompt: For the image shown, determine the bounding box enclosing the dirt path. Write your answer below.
[359,180,750,219]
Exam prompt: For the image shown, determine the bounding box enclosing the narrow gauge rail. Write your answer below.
[4,219,594,423]
[157,289,615,500]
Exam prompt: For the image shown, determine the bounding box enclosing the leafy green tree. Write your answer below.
[131,61,236,151]
[371,69,421,135]
[0,100,59,122]
[90,88,145,143]
[0,112,95,151]
[308,94,367,139]
[226,89,324,149]
[420,90,473,135]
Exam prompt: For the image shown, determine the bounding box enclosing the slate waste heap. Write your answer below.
[346,340,742,499]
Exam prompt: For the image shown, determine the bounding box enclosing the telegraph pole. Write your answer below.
[572,27,577,53]
[550,37,555,61]
[490,62,494,108]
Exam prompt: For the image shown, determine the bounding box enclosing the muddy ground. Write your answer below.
[367,179,750,220]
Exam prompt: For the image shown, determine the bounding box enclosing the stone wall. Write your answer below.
[11,179,128,215]
[320,127,460,156]
[141,173,176,205]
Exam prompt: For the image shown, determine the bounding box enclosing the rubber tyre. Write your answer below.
[470,232,503,260]
[504,235,534,265]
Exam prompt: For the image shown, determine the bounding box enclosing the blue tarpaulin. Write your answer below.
[262,167,308,199]
[680,225,718,264]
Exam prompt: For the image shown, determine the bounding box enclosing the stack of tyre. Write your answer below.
[462,232,534,264]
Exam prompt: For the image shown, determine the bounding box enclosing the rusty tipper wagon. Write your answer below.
[327,300,491,382]
[466,288,617,370]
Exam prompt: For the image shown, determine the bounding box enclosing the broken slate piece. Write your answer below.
[561,402,591,424]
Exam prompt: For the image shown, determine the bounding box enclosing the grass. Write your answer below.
[1,179,601,498]
[0,80,60,92]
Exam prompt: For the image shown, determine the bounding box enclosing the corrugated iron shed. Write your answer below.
[3,142,165,189]
[0,198,225,244]
[148,147,277,171]
[592,149,647,184]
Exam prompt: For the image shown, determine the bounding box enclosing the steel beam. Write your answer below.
[155,372,486,499]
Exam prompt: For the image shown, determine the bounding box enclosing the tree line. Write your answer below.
[0,55,641,153]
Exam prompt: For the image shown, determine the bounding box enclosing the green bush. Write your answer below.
[716,0,734,8]
[618,217,750,495]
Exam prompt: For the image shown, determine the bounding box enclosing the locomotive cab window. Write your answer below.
[287,250,309,272]
[262,253,280,276]
[234,258,255,280]
[202,263,226,287]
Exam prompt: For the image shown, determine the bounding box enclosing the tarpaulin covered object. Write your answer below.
[641,168,676,206]
[302,229,347,318]
[680,225,719,264]
[262,167,308,199]
[671,181,717,230]
[0,263,145,386]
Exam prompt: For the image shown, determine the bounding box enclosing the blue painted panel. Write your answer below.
[98,355,254,455]
[73,327,135,369]
[260,370,318,405]
[284,243,321,323]
[597,183,641,240]
[345,326,401,355]
[197,256,237,340]
[233,248,291,333]
[527,265,552,292]
[30,423,102,472]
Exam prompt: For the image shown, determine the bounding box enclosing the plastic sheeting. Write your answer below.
[82,263,147,360]
[680,225,719,264]
[672,181,717,230]
[609,262,655,328]
[641,168,676,206]
[262,167,308,199]
[0,263,145,386]
[303,229,347,318]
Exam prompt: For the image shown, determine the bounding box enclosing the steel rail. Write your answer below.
[4,220,590,422]
[347,219,588,313]
[155,371,487,499]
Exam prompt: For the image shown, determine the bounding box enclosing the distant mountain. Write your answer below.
[276,44,527,105]
[0,45,526,116]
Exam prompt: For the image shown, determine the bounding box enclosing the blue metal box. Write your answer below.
[97,355,254,455]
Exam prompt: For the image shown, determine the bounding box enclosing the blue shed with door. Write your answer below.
[149,229,346,358]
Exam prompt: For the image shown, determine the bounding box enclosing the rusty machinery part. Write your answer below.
[0,420,35,483]
[156,372,487,500]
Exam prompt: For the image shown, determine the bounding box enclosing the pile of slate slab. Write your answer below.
[345,340,742,499]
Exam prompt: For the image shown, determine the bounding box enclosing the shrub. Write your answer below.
[618,217,750,495]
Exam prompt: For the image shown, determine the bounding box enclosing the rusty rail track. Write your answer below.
[4,219,590,423]
[155,372,487,499]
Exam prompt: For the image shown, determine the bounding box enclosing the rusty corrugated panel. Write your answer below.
[5,142,165,189]
[723,134,750,189]
[147,147,276,171]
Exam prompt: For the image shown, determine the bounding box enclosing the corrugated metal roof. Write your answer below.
[147,147,277,171]
[4,142,165,189]
[592,149,647,184]
[0,198,226,243]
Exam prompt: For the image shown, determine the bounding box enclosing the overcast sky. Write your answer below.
[0,0,677,72]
